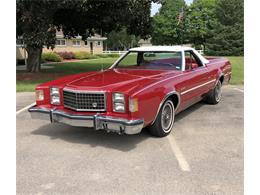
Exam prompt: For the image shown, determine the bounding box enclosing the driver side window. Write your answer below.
[184,51,202,70]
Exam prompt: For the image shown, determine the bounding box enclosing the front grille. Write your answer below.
[63,89,106,111]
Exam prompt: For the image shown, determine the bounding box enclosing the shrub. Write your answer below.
[107,53,120,58]
[94,54,109,58]
[56,51,75,59]
[42,52,62,62]
[88,54,98,59]
[74,51,92,59]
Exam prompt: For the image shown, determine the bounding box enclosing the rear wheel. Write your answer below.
[148,99,175,137]
[205,80,222,104]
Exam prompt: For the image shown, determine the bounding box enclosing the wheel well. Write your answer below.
[151,92,180,125]
[167,94,179,110]
[219,75,224,84]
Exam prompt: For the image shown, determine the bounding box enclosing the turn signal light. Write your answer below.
[129,98,138,112]
[35,90,44,101]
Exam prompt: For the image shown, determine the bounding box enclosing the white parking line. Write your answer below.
[233,88,244,93]
[166,135,191,172]
[16,102,35,115]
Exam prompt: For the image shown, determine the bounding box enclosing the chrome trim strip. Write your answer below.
[224,72,232,76]
[109,51,130,69]
[28,105,144,135]
[181,51,185,71]
[63,88,106,94]
[217,73,224,86]
[64,105,107,112]
[151,91,180,125]
[180,79,216,95]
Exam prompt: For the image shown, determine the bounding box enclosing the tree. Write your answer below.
[185,0,216,50]
[106,28,139,51]
[205,0,244,56]
[17,0,158,72]
[17,1,58,72]
[151,0,186,45]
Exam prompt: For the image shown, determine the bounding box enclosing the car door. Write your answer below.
[177,50,210,109]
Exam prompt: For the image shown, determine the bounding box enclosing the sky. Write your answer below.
[151,0,193,16]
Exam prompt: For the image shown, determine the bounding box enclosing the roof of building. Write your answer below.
[87,36,107,41]
[56,30,107,41]
[138,38,152,44]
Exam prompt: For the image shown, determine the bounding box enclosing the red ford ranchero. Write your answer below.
[29,46,232,137]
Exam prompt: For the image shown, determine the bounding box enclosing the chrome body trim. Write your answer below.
[180,79,216,95]
[63,88,106,94]
[224,72,232,77]
[110,48,207,71]
[181,51,185,71]
[28,105,144,135]
[63,88,107,112]
[151,91,180,125]
[109,51,130,69]
[215,73,225,86]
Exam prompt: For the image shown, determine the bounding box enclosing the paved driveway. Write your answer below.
[16,86,243,195]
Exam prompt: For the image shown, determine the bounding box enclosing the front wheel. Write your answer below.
[148,99,175,137]
[205,80,222,104]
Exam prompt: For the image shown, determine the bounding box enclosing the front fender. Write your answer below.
[130,87,180,126]
[150,90,180,125]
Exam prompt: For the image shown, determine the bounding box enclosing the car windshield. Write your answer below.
[115,51,182,70]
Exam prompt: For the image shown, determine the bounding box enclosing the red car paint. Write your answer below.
[35,55,231,127]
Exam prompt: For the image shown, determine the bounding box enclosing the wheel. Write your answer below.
[205,80,222,104]
[148,99,175,137]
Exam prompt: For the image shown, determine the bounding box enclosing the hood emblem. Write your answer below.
[92,102,98,108]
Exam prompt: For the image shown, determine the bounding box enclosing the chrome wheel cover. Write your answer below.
[161,100,174,133]
[215,81,222,102]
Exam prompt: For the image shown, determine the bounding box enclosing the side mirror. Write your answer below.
[191,63,198,69]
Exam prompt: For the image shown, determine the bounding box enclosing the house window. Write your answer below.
[56,39,66,46]
[73,40,81,46]
[16,38,24,46]
[84,40,88,46]
[97,41,101,46]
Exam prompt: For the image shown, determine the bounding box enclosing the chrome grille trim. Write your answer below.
[63,88,106,112]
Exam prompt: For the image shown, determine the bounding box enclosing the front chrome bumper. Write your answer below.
[28,105,144,135]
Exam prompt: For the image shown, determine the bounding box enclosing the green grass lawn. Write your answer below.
[227,56,244,85]
[16,56,244,92]
[16,58,118,92]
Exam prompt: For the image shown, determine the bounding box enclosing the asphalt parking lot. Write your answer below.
[16,86,244,195]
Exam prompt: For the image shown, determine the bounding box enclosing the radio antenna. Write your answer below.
[101,64,104,72]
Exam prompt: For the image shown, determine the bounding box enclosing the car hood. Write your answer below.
[61,68,181,94]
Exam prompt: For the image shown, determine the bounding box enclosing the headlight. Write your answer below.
[35,89,44,101]
[113,93,125,112]
[50,87,60,105]
[129,98,138,112]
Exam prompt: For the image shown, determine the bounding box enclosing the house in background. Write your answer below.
[44,30,107,54]
[16,39,27,61]
[138,38,152,47]
[16,30,107,61]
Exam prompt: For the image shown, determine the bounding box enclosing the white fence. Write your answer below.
[197,50,204,55]
[103,51,127,55]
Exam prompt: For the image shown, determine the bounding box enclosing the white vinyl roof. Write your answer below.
[129,46,209,64]
[129,46,191,52]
